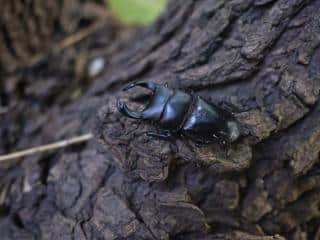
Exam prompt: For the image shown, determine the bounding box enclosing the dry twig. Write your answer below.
[0,133,93,163]
[27,20,108,68]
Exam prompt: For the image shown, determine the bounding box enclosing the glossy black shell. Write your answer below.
[117,81,240,144]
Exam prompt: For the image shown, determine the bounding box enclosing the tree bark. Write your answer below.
[1,0,320,239]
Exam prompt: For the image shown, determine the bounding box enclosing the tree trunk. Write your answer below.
[1,0,320,239]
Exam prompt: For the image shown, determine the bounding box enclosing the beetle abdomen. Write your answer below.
[182,96,235,143]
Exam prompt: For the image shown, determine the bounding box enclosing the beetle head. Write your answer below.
[117,81,173,121]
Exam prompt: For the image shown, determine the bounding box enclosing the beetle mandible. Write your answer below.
[116,81,240,145]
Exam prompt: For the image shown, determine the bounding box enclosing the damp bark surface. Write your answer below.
[1,0,320,239]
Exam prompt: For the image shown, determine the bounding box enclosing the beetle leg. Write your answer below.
[146,130,172,140]
[195,142,205,148]
[125,121,142,135]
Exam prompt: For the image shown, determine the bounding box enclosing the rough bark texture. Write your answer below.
[1,0,320,239]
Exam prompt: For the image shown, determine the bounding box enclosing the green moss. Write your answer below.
[108,0,167,25]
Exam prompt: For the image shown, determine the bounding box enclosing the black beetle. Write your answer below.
[116,81,240,145]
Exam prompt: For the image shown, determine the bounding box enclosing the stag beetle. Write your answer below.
[116,81,240,145]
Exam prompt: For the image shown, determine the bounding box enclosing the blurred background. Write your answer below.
[0,0,168,73]
[0,0,167,209]
[0,0,167,155]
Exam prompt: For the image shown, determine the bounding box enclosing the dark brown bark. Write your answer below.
[1,0,320,239]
